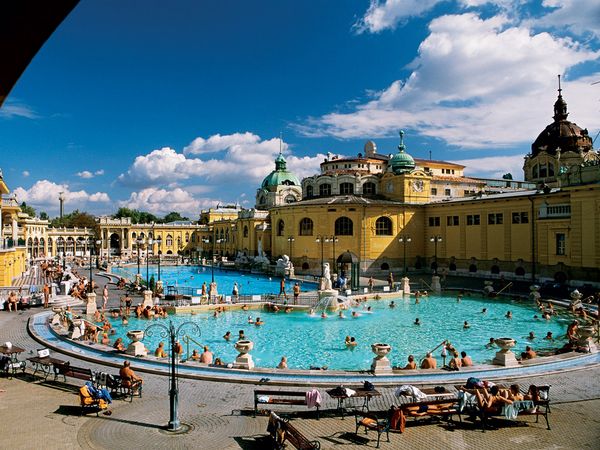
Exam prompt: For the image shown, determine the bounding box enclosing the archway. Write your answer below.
[109,233,121,256]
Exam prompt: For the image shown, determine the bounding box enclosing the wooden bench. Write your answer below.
[54,362,93,383]
[254,390,320,419]
[268,413,320,450]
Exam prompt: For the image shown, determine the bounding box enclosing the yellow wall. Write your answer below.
[0,248,26,286]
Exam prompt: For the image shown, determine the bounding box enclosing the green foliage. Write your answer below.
[502,173,513,180]
[163,211,189,223]
[39,211,48,220]
[114,207,159,224]
[50,210,96,229]
[114,207,189,224]
[20,202,36,217]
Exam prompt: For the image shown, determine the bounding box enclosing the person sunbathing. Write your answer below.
[475,386,513,413]
[402,355,417,370]
[113,337,126,352]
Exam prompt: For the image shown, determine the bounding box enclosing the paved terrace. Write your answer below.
[1,276,599,449]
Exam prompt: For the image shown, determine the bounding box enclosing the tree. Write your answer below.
[39,211,48,220]
[502,173,513,180]
[114,207,159,224]
[20,202,36,217]
[50,210,96,228]
[163,211,189,223]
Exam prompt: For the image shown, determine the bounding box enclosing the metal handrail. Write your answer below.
[182,334,204,360]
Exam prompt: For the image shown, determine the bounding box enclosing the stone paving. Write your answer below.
[1,276,599,449]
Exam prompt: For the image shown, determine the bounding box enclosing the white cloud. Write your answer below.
[354,0,443,34]
[117,147,204,187]
[183,132,261,155]
[0,100,39,119]
[95,169,104,176]
[120,187,216,216]
[12,180,111,210]
[119,134,324,191]
[535,0,600,38]
[22,171,30,177]
[76,169,105,179]
[304,12,600,149]
[452,154,526,179]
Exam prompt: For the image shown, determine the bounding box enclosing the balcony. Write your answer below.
[538,203,571,219]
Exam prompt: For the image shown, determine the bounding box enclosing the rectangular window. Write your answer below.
[488,213,503,225]
[447,216,459,226]
[512,212,529,224]
[445,189,451,196]
[428,217,440,227]
[556,233,566,255]
[467,214,480,225]
[431,188,438,195]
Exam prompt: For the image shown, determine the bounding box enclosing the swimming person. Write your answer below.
[223,331,231,341]
[463,321,470,329]
[414,318,421,325]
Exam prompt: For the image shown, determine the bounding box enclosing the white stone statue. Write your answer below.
[320,262,332,291]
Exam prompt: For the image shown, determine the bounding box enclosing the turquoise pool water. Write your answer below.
[111,265,316,296]
[106,294,572,370]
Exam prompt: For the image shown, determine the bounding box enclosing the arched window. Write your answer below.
[306,185,314,198]
[469,264,477,273]
[515,266,525,276]
[532,164,538,178]
[131,232,137,239]
[375,217,392,235]
[449,262,457,271]
[177,237,182,247]
[340,182,354,195]
[185,232,189,242]
[491,265,500,274]
[335,217,353,236]
[548,162,555,177]
[301,262,310,270]
[539,162,548,178]
[319,183,331,197]
[299,218,314,236]
[362,182,376,195]
[166,234,173,246]
[380,262,389,270]
[277,219,285,236]
[243,225,249,238]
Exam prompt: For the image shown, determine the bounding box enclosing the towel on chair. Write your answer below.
[395,385,427,401]
[305,389,321,408]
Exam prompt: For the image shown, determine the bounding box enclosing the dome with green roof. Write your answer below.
[390,130,415,174]
[261,153,300,188]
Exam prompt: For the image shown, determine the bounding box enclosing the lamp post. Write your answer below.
[315,236,327,276]
[156,236,162,281]
[136,237,143,275]
[144,320,200,432]
[398,235,411,276]
[330,236,338,272]
[287,236,295,260]
[430,235,442,275]
[88,237,94,293]
[146,238,153,287]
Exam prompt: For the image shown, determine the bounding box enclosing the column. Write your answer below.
[12,217,18,242]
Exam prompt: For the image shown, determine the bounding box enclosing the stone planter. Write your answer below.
[371,343,392,358]
[493,337,518,366]
[371,343,392,373]
[126,330,144,342]
[578,326,598,353]
[234,340,254,370]
[494,337,516,352]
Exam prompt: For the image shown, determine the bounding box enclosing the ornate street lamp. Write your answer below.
[144,320,200,431]
[330,236,338,272]
[136,236,143,275]
[287,236,295,262]
[146,237,153,287]
[315,236,327,276]
[430,235,442,275]
[88,237,94,293]
[156,236,163,281]
[398,235,411,276]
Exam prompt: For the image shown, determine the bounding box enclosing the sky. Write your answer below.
[1,0,599,218]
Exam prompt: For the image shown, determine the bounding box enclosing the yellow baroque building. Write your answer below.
[0,173,27,285]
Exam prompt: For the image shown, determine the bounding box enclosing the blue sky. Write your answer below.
[1,0,599,217]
